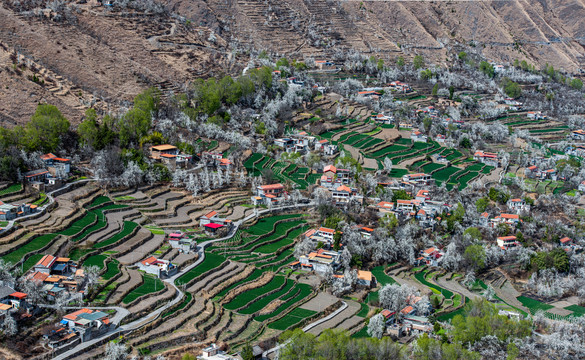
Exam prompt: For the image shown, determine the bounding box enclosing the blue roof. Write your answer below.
[53,264,67,271]
[60,319,69,325]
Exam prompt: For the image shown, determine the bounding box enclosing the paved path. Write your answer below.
[263,300,348,359]
[0,179,95,234]
[53,201,314,359]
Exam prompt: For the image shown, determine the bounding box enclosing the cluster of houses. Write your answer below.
[136,256,177,278]
[44,308,112,348]
[0,201,37,221]
[380,295,433,336]
[199,210,234,235]
[28,255,84,300]
[376,188,450,228]
[23,153,72,191]
[274,132,338,156]
[473,151,500,167]
[150,144,194,170]
[524,165,558,180]
[251,183,289,207]
[0,285,28,317]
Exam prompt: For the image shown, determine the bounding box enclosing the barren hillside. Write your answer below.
[1,0,585,125]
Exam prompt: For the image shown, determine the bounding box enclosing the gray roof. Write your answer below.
[78,311,108,321]
[0,286,15,300]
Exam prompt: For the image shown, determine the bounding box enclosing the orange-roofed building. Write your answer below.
[150,144,179,160]
[474,151,499,167]
[497,235,519,249]
[411,130,428,143]
[253,183,289,206]
[299,249,341,274]
[357,270,375,287]
[34,255,56,274]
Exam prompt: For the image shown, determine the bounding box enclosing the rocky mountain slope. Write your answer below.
[0,0,584,124]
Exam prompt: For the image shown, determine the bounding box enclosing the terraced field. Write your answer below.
[243,154,318,189]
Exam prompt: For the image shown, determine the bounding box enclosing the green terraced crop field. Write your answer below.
[238,279,295,315]
[224,276,285,310]
[83,254,107,269]
[0,184,22,197]
[245,215,301,236]
[93,221,138,249]
[214,269,265,299]
[267,307,316,330]
[102,259,120,280]
[254,283,313,322]
[122,273,164,304]
[176,252,226,286]
[253,225,307,254]
[2,234,57,264]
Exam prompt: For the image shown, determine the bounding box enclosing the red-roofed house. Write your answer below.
[507,198,530,213]
[357,270,375,288]
[490,213,520,228]
[474,151,499,167]
[411,130,428,143]
[497,235,520,249]
[34,255,57,274]
[332,184,355,203]
[150,144,179,160]
[299,248,341,274]
[377,201,395,214]
[253,183,289,206]
[137,256,177,278]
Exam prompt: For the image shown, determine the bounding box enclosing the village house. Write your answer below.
[377,201,395,215]
[357,90,381,99]
[295,248,341,274]
[372,113,394,125]
[432,153,448,164]
[61,308,112,342]
[331,184,357,204]
[497,235,520,249]
[315,139,339,156]
[150,144,179,160]
[527,111,546,120]
[435,134,446,143]
[402,173,433,186]
[41,153,71,177]
[23,169,50,184]
[0,286,28,313]
[571,129,585,141]
[395,199,421,213]
[357,270,375,288]
[320,165,351,188]
[302,227,337,248]
[0,202,36,221]
[389,81,412,93]
[137,256,177,278]
[474,151,499,167]
[273,138,296,153]
[168,232,196,254]
[252,183,289,206]
[197,343,237,360]
[524,165,539,178]
[416,247,444,266]
[507,198,530,213]
[411,130,428,143]
[314,60,336,71]
[539,169,557,180]
[490,213,521,228]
